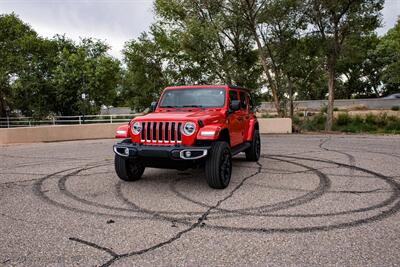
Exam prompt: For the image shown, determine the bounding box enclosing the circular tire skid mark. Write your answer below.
[33,154,400,233]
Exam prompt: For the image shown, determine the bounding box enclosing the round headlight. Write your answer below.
[131,121,142,135]
[182,122,196,136]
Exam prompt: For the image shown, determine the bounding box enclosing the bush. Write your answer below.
[320,105,338,113]
[365,113,376,124]
[301,113,326,131]
[300,112,400,134]
[320,105,327,114]
[391,106,400,111]
[292,115,301,125]
[336,113,351,126]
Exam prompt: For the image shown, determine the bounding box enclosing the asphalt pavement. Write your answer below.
[1,134,400,266]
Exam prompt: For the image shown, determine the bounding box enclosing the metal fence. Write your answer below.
[0,114,139,128]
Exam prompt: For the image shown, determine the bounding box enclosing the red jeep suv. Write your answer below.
[113,85,260,189]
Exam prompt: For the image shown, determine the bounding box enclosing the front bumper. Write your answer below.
[113,142,210,160]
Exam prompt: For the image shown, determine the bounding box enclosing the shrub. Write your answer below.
[301,113,326,131]
[391,106,400,111]
[292,116,301,125]
[320,105,327,114]
[353,115,364,124]
[336,113,351,126]
[320,105,338,113]
[365,113,376,124]
[297,112,400,134]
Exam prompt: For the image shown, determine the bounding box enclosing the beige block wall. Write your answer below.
[258,118,292,134]
[0,118,292,144]
[0,123,121,144]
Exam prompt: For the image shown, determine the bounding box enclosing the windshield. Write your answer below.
[159,88,225,108]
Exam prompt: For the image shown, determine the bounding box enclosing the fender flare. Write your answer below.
[245,119,259,141]
[115,124,130,139]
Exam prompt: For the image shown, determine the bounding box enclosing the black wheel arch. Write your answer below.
[218,128,230,146]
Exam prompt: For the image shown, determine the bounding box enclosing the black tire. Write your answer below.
[114,154,145,182]
[245,130,261,161]
[205,141,232,189]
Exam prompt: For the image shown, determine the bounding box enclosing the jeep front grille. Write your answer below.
[140,121,182,144]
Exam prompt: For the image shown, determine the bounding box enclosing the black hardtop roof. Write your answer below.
[228,85,251,92]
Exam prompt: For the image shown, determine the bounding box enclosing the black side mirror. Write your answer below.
[229,100,240,113]
[150,101,157,112]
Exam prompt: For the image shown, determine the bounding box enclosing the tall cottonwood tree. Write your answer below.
[0,13,38,116]
[239,0,283,115]
[122,0,263,112]
[305,0,383,130]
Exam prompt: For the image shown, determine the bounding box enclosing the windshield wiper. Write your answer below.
[160,105,204,108]
[181,105,204,108]
[161,105,179,108]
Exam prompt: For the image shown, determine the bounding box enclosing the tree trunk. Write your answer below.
[326,59,336,131]
[0,89,6,117]
[288,76,294,118]
[250,27,281,116]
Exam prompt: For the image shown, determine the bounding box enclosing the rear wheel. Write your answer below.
[205,141,232,189]
[114,155,145,181]
[245,130,261,161]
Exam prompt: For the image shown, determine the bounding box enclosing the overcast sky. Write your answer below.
[1,0,399,59]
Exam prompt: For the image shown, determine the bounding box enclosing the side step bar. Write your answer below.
[231,142,251,156]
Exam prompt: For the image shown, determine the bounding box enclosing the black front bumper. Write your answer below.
[113,142,210,161]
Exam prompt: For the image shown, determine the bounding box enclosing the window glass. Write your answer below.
[229,90,238,103]
[159,88,225,108]
[247,93,254,111]
[239,91,247,110]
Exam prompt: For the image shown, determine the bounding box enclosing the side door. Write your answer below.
[237,91,248,143]
[227,89,242,147]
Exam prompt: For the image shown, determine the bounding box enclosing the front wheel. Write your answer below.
[205,141,232,189]
[114,155,145,181]
[245,130,261,161]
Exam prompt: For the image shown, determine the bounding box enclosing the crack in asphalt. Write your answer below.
[11,136,398,266]
[69,162,263,266]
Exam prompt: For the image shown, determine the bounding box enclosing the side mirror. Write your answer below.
[150,101,157,112]
[229,100,240,113]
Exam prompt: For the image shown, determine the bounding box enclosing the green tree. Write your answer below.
[336,34,381,98]
[154,0,262,88]
[378,17,400,94]
[52,37,121,116]
[254,0,308,117]
[122,0,263,111]
[305,0,384,130]
[122,33,166,111]
[0,13,38,117]
[12,37,60,117]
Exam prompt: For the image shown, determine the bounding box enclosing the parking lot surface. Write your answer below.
[1,134,400,266]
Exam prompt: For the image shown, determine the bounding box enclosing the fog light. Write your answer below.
[185,151,191,158]
[124,148,130,155]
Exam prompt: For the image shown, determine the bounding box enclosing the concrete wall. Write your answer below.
[258,118,292,134]
[0,123,120,144]
[0,119,292,145]
[260,98,400,111]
